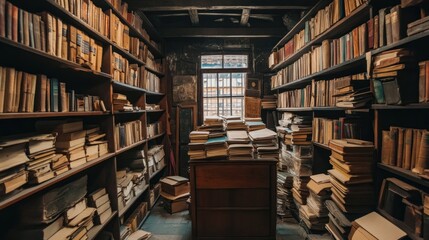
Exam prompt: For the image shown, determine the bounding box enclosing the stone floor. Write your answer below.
[141,200,308,240]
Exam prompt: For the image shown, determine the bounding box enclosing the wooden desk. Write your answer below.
[189,159,277,240]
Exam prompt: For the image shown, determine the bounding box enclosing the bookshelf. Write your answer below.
[271,0,429,238]
[0,0,169,238]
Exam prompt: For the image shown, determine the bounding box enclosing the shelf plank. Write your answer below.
[272,55,366,91]
[0,111,109,119]
[378,163,429,188]
[119,184,149,217]
[138,211,151,229]
[87,210,118,240]
[148,132,166,141]
[145,90,165,96]
[271,2,370,71]
[312,141,331,150]
[145,66,165,77]
[276,107,345,112]
[45,0,145,66]
[113,111,146,115]
[112,81,164,96]
[372,103,429,110]
[0,37,111,81]
[372,29,429,56]
[146,109,165,113]
[150,164,167,180]
[0,153,115,210]
[116,139,147,155]
[97,0,163,58]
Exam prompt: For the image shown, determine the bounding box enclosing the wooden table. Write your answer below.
[189,159,277,240]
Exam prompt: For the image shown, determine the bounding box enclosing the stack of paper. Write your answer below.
[277,171,294,218]
[189,131,209,143]
[227,131,253,160]
[300,174,331,231]
[198,116,224,132]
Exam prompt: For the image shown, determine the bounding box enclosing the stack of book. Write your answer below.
[188,131,208,160]
[408,15,429,37]
[223,116,247,131]
[227,130,253,160]
[277,170,294,218]
[160,176,190,214]
[113,93,134,112]
[36,121,89,169]
[0,135,30,197]
[147,145,165,175]
[371,48,419,105]
[85,126,107,161]
[143,70,161,93]
[198,116,224,132]
[88,188,112,226]
[245,118,266,131]
[26,133,57,184]
[300,174,331,231]
[205,136,228,158]
[326,139,375,238]
[63,197,96,239]
[189,131,209,143]
[325,199,353,239]
[381,126,429,175]
[261,96,277,109]
[278,113,313,146]
[248,128,278,159]
[117,170,135,210]
[145,104,161,110]
[334,75,371,108]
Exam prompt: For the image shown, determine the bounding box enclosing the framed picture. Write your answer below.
[247,77,260,91]
[173,75,197,104]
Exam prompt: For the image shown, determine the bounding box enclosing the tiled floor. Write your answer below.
[141,200,308,240]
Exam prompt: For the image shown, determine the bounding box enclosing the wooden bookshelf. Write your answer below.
[0,111,110,120]
[271,2,370,71]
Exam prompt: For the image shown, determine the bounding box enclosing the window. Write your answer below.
[201,54,248,119]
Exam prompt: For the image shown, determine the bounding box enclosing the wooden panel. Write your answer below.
[195,165,270,189]
[196,189,269,208]
[196,210,271,237]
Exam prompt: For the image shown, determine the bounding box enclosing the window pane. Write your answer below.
[224,55,248,68]
[219,97,231,117]
[201,55,222,69]
[232,73,245,96]
[204,97,218,118]
[232,97,244,118]
[218,73,230,97]
[203,73,217,97]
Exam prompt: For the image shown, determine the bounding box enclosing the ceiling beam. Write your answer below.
[155,13,275,21]
[159,27,286,38]
[240,9,251,26]
[129,0,315,11]
[188,9,199,25]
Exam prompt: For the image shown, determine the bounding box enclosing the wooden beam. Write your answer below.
[130,0,315,11]
[240,9,251,26]
[156,13,275,21]
[188,9,199,25]
[159,27,286,38]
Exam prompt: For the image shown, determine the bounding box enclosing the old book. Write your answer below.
[413,131,429,174]
[396,128,405,168]
[389,127,399,166]
[69,157,86,168]
[61,23,68,60]
[419,61,427,102]
[390,6,401,43]
[94,207,111,225]
[47,227,78,240]
[0,67,5,113]
[0,0,5,37]
[373,15,379,49]
[11,4,17,42]
[0,167,27,195]
[403,128,413,170]
[379,8,389,47]
[65,198,87,222]
[33,14,41,50]
[4,67,16,113]
[59,82,67,112]
[40,18,46,52]
[385,13,393,45]
[88,188,107,203]
[68,208,96,227]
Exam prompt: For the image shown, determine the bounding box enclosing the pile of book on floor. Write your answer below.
[223,116,247,130]
[277,170,294,219]
[245,118,266,131]
[113,93,136,112]
[227,130,253,160]
[381,126,429,176]
[160,176,190,214]
[300,174,331,231]
[371,48,419,105]
[326,139,375,239]
[248,128,278,159]
[261,96,277,109]
[333,74,372,109]
[122,202,151,240]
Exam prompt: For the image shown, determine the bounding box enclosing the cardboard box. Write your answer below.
[164,196,188,214]
[160,176,190,196]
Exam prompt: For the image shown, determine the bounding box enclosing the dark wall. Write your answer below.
[164,37,278,177]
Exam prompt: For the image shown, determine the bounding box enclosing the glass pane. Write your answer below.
[204,97,218,118]
[232,97,244,118]
[203,73,218,97]
[201,55,223,69]
[218,97,231,117]
[231,73,245,96]
[218,73,230,97]
[224,55,248,68]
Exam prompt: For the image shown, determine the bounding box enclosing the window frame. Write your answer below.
[199,52,250,122]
